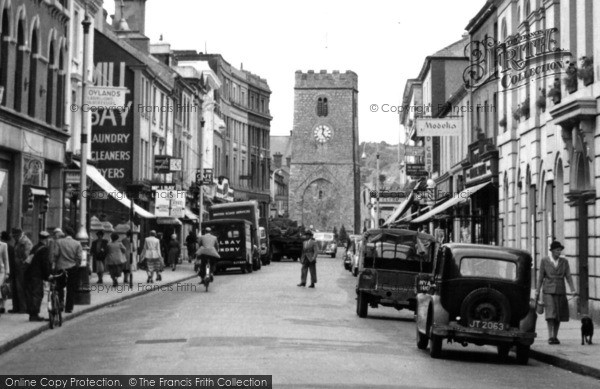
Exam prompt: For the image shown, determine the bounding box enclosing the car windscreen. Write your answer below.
[458,257,517,281]
[363,239,433,272]
[314,233,334,241]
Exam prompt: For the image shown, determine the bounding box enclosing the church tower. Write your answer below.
[289,70,360,233]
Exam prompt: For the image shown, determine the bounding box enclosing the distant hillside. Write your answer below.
[359,142,401,189]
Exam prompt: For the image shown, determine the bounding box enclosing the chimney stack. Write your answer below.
[113,0,147,34]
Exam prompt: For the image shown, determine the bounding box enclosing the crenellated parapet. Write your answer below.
[295,70,358,90]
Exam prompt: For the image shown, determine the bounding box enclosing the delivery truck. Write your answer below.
[208,200,263,271]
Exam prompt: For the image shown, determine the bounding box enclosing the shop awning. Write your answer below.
[157,217,182,225]
[410,182,490,224]
[74,161,155,219]
[183,207,198,220]
[382,192,414,227]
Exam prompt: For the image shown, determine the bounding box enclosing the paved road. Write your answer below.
[0,254,598,388]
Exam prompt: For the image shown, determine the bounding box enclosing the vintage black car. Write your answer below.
[415,244,537,364]
[356,229,437,317]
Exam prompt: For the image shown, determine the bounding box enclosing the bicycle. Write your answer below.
[47,270,65,329]
[198,255,215,292]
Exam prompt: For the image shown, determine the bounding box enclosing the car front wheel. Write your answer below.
[516,344,530,365]
[429,334,443,358]
[497,344,510,360]
[416,326,429,350]
[357,292,368,318]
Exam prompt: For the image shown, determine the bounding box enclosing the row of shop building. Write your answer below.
[387,0,600,320]
[0,1,272,253]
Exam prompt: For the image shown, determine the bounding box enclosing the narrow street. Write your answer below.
[0,255,597,388]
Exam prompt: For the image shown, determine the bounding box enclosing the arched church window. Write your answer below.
[317,97,328,117]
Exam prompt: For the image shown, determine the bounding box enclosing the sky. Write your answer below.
[106,0,485,143]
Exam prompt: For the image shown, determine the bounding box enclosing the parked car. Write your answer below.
[314,232,338,258]
[415,243,537,364]
[356,228,437,317]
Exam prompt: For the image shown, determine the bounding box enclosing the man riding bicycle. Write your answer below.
[196,227,220,281]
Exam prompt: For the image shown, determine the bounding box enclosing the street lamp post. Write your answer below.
[74,11,92,305]
[375,145,381,227]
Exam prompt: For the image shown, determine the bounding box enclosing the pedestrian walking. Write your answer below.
[105,233,126,287]
[121,231,132,284]
[23,231,52,322]
[141,230,163,283]
[186,230,197,263]
[53,226,82,314]
[12,228,32,314]
[0,232,10,314]
[535,240,578,345]
[298,230,318,288]
[90,230,108,284]
[156,232,166,281]
[167,234,180,271]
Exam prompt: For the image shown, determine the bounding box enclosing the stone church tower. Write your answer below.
[289,70,360,233]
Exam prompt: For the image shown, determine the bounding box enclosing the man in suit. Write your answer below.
[24,231,52,321]
[298,230,318,288]
[53,226,82,314]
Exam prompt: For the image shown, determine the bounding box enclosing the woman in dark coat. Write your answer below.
[167,234,181,271]
[535,241,578,344]
[105,233,126,287]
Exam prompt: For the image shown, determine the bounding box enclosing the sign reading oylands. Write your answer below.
[463,27,571,91]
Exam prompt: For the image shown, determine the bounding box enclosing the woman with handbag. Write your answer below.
[141,230,163,283]
[105,233,126,287]
[535,241,578,345]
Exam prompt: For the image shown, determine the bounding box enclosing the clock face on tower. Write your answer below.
[314,125,332,143]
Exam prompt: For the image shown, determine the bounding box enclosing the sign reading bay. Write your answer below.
[416,117,461,137]
[86,86,127,108]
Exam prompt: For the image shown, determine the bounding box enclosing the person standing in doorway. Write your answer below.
[298,230,318,288]
[90,230,108,284]
[23,231,52,321]
[535,241,578,345]
[53,227,82,314]
[12,228,32,314]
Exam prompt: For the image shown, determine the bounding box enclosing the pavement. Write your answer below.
[0,262,198,355]
[0,261,598,381]
[529,311,600,379]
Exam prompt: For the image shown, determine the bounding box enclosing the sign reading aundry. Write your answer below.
[416,117,462,137]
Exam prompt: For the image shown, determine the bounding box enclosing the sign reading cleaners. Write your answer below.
[91,32,136,190]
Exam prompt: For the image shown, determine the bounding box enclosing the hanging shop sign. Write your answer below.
[416,118,461,137]
[85,86,127,108]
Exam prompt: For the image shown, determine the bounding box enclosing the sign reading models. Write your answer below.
[415,117,461,137]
